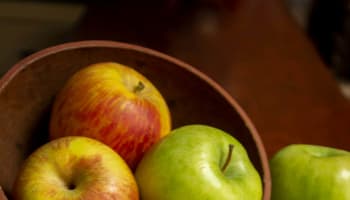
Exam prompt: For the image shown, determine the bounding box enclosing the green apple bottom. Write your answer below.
[13,125,263,200]
[270,144,350,200]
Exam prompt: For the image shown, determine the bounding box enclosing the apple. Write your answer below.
[12,136,139,200]
[270,144,350,200]
[49,62,171,170]
[135,124,262,200]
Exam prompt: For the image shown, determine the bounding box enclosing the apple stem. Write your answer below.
[133,81,145,93]
[221,144,234,172]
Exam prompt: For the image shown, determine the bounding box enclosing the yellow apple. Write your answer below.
[13,136,139,200]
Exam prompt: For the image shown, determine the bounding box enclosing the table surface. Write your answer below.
[77,0,350,158]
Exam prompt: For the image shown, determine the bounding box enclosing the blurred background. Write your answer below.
[1,0,350,98]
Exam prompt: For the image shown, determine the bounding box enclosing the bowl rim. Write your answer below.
[0,40,271,199]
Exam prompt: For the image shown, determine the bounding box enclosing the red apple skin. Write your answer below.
[12,136,139,200]
[50,62,171,170]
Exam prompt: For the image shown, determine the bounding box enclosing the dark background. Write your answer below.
[1,0,350,82]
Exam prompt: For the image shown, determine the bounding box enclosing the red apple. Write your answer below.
[50,62,171,170]
[13,136,139,200]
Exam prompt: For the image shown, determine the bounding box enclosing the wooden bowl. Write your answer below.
[0,40,271,199]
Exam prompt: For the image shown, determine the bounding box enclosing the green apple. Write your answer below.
[135,124,262,200]
[50,62,171,170]
[270,144,350,200]
[13,136,139,200]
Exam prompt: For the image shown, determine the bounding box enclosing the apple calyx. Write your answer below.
[67,182,76,190]
[64,176,77,191]
[133,81,145,93]
[221,144,234,172]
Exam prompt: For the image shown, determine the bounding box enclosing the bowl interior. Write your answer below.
[0,41,269,199]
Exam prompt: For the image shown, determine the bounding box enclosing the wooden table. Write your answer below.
[77,0,350,158]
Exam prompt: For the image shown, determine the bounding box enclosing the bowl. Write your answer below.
[0,40,271,199]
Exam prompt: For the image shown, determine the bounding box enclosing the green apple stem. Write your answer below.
[221,144,234,172]
[133,81,145,93]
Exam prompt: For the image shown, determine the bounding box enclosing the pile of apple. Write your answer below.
[11,62,262,200]
[10,62,350,200]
